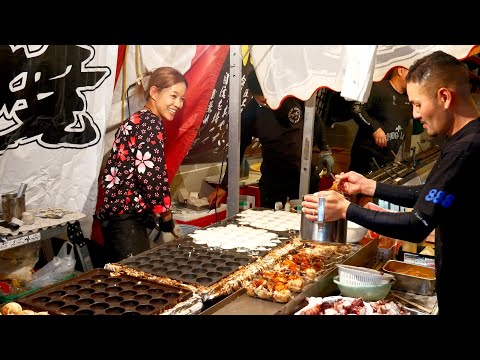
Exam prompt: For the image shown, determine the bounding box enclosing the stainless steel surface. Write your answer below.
[202,238,379,315]
[300,210,347,243]
[383,260,436,296]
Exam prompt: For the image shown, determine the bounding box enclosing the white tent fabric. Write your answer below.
[251,45,477,109]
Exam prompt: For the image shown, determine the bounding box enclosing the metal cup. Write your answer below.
[1,193,26,222]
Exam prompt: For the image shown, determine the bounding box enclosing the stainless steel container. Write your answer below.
[2,193,26,222]
[382,260,436,296]
[300,197,347,244]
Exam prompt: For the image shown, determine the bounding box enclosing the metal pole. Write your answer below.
[299,91,316,198]
[227,45,242,217]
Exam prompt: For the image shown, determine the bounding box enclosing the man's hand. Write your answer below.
[318,151,335,175]
[372,128,387,148]
[208,186,227,209]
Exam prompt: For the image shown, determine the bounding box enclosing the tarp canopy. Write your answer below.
[250,45,479,109]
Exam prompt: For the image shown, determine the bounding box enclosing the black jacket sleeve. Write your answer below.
[351,95,383,134]
[314,110,331,152]
[374,182,423,208]
[347,203,433,243]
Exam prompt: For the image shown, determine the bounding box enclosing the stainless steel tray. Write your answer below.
[200,238,379,315]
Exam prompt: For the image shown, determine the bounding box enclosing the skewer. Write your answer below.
[390,293,433,314]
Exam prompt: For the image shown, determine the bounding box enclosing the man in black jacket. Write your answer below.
[208,70,334,209]
[302,51,480,315]
[349,66,413,174]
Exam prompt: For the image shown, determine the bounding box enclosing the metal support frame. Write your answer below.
[299,92,317,198]
[227,45,242,217]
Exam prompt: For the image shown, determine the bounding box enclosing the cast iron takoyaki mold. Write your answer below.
[121,241,255,287]
[18,268,192,315]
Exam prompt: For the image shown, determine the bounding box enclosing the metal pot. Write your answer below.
[300,196,347,243]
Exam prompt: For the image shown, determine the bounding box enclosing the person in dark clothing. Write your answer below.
[302,51,480,315]
[96,67,187,264]
[349,66,413,174]
[207,70,334,209]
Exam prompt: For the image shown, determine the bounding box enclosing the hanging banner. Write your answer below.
[0,45,118,238]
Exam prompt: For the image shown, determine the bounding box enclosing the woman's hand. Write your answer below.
[301,190,350,222]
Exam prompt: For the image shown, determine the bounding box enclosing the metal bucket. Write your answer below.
[299,196,347,243]
[1,193,26,222]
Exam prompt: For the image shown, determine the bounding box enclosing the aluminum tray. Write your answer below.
[200,238,379,315]
[382,260,436,296]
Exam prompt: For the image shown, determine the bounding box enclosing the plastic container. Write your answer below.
[333,275,395,301]
[337,264,394,285]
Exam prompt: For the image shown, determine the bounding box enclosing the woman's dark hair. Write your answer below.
[140,66,188,101]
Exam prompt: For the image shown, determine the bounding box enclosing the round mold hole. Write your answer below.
[32,296,50,304]
[151,267,168,273]
[170,250,184,256]
[202,263,216,269]
[196,277,212,284]
[48,290,66,298]
[75,298,94,306]
[132,284,150,291]
[105,295,123,303]
[60,305,79,314]
[46,300,65,309]
[162,292,180,299]
[160,254,175,260]
[91,274,109,281]
[150,259,164,266]
[225,261,241,267]
[206,271,222,278]
[177,265,192,271]
[122,311,141,315]
[75,309,95,315]
[220,254,235,259]
[134,294,152,301]
[211,258,224,264]
[78,279,95,286]
[120,300,139,308]
[105,286,122,293]
[181,273,196,280]
[119,290,137,297]
[118,281,136,287]
[90,302,109,311]
[163,262,177,269]
[166,270,182,276]
[187,260,202,266]
[62,294,80,302]
[104,277,120,285]
[136,304,155,313]
[91,282,108,290]
[150,298,168,306]
[174,257,188,264]
[124,260,140,266]
[208,251,221,257]
[91,292,109,300]
[197,255,211,261]
[147,288,165,296]
[216,266,232,272]
[135,256,151,263]
[138,263,154,271]
[192,268,205,274]
[77,288,95,296]
[63,284,81,291]
[235,257,251,264]
[105,307,125,315]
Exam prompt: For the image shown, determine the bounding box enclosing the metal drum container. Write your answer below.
[300,197,347,243]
